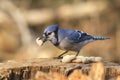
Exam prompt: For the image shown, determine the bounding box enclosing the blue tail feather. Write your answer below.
[93,36,110,40]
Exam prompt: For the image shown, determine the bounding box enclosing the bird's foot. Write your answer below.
[53,56,63,59]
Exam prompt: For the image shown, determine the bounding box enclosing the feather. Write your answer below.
[67,30,93,43]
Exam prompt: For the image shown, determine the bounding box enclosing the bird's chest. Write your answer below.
[56,38,76,51]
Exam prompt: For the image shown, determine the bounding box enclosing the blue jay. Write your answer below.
[37,24,110,58]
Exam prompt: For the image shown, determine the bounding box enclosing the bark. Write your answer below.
[0,58,119,80]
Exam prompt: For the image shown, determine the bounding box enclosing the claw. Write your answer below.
[53,56,63,59]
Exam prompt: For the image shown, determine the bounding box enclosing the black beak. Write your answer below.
[40,35,46,40]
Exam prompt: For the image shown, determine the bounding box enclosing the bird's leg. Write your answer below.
[58,51,69,57]
[75,51,80,57]
[54,51,69,59]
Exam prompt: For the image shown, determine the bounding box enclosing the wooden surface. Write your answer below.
[0,58,119,80]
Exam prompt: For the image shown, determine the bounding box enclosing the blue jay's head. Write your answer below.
[38,24,59,45]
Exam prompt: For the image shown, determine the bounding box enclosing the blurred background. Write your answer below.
[0,0,119,62]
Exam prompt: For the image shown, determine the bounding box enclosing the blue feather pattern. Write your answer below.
[67,30,93,43]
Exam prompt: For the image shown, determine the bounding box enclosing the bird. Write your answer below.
[37,24,110,58]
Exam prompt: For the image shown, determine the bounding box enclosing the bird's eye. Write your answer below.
[47,32,52,35]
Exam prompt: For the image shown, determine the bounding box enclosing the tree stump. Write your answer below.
[0,58,119,80]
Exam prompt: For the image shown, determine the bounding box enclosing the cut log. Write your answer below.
[0,58,119,80]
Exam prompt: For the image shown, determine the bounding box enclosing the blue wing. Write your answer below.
[67,30,93,43]
[58,28,75,42]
